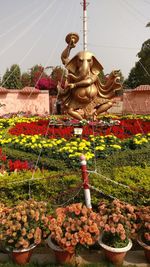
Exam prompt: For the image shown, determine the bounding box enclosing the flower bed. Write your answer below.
[8,118,150,139]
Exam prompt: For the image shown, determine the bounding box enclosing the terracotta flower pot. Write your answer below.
[137,235,150,263]
[98,236,132,267]
[47,236,75,264]
[54,250,75,264]
[7,244,36,265]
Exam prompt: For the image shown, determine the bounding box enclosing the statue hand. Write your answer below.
[69,41,76,49]
[68,83,76,89]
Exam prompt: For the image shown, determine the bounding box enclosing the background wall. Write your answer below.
[123,86,150,115]
[0,88,50,115]
[0,86,150,116]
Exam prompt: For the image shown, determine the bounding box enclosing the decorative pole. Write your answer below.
[80,155,92,208]
[82,0,89,51]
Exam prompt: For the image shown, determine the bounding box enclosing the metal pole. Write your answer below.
[80,155,92,208]
[83,0,88,51]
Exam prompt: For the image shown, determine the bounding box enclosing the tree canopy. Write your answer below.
[124,39,150,89]
[2,64,21,89]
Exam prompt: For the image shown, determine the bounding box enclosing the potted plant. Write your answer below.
[0,199,51,265]
[136,206,150,263]
[47,202,100,264]
[97,199,138,266]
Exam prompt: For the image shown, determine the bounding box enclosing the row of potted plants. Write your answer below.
[7,118,150,139]
[0,199,149,265]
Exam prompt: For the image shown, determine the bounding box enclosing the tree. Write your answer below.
[2,68,11,88]
[21,72,31,88]
[51,66,66,85]
[30,65,47,87]
[2,64,21,89]
[124,39,150,89]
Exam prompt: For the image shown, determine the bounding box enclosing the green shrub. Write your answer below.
[2,147,69,171]
[93,147,150,177]
[1,146,149,207]
[88,158,150,206]
[0,169,83,206]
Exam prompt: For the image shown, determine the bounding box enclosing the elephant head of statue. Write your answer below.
[66,51,103,80]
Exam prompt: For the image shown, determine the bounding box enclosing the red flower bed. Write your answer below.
[8,119,150,139]
[0,148,30,172]
[8,159,29,171]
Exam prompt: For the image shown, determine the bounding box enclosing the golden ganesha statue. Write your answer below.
[58,33,122,120]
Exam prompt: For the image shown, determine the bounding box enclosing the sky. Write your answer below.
[0,0,149,81]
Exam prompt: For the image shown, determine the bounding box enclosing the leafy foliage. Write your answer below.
[30,65,46,87]
[21,72,31,88]
[2,64,21,89]
[0,169,81,206]
[1,147,149,206]
[2,146,68,171]
[124,39,150,88]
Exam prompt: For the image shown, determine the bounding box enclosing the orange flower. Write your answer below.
[78,230,85,238]
[56,207,64,216]
[86,237,93,245]
[6,229,12,235]
[120,233,126,240]
[90,212,97,220]
[12,232,17,237]
[65,241,72,247]
[30,209,35,218]
[81,206,88,215]
[83,225,89,232]
[34,227,42,244]
[104,224,110,232]
[71,238,78,246]
[21,228,27,236]
[79,238,85,245]
[27,233,34,239]
[70,223,76,231]
[65,232,72,240]
[89,223,98,233]
[87,219,93,226]
[22,240,30,249]
[110,227,116,234]
[22,215,27,223]
[144,233,150,241]
[74,208,81,216]
[80,216,87,223]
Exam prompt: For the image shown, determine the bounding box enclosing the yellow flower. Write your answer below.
[110,144,121,149]
[95,146,105,151]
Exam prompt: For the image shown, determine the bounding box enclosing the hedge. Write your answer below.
[3,145,150,172]
[1,165,149,207]
[89,165,150,206]
[2,147,69,171]
[0,169,83,206]
[93,147,150,177]
[1,146,150,207]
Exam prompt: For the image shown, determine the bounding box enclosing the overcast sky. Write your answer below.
[0,0,149,80]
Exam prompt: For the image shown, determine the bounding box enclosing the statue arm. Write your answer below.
[61,43,75,66]
[73,75,97,88]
